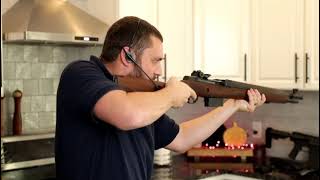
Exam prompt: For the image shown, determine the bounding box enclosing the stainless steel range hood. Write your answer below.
[2,0,109,45]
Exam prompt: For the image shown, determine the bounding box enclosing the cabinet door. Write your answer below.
[251,0,304,89]
[304,0,319,90]
[194,0,250,81]
[117,0,193,81]
[157,0,193,80]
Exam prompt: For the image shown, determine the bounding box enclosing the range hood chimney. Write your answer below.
[2,0,109,45]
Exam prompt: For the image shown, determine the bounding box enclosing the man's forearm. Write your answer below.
[95,88,173,131]
[125,88,173,127]
[168,102,238,153]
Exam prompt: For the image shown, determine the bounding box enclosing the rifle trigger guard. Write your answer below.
[188,96,198,104]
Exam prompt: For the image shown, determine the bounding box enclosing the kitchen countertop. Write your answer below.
[152,155,263,180]
[1,165,55,180]
[151,154,319,180]
[2,155,256,180]
[1,154,319,180]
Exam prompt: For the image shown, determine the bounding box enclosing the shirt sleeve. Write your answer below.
[154,114,180,150]
[59,61,122,116]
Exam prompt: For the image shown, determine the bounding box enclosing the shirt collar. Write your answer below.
[89,55,117,82]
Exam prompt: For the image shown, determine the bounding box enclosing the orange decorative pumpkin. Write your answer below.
[223,122,247,146]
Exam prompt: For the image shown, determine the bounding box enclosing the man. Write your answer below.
[55,16,266,180]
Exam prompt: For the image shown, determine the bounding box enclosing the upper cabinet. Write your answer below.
[118,0,194,80]
[251,0,318,90]
[157,0,193,80]
[195,0,318,90]
[194,0,250,82]
[304,0,319,90]
[251,0,304,89]
[55,0,318,89]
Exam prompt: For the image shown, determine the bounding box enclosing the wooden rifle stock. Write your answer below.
[117,76,302,104]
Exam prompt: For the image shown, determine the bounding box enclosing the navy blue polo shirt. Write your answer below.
[55,56,179,180]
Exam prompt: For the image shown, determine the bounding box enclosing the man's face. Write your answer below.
[129,36,164,80]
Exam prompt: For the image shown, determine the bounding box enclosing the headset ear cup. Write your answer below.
[125,51,135,63]
[127,52,133,62]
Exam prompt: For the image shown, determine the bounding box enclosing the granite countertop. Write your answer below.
[2,155,253,180]
[152,154,319,180]
[1,154,318,180]
[1,165,56,180]
[152,155,263,180]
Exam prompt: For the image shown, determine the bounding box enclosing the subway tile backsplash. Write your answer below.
[2,44,102,135]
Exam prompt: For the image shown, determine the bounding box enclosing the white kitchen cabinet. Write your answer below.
[157,0,193,80]
[251,0,304,89]
[117,0,194,80]
[251,0,319,90]
[303,0,319,90]
[193,0,251,81]
[194,0,318,90]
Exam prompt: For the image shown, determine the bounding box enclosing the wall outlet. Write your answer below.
[252,121,262,138]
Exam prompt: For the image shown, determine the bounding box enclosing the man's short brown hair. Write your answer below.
[100,16,163,63]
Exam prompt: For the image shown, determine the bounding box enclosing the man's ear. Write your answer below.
[120,47,132,66]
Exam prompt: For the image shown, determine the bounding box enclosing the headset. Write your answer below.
[124,50,136,63]
[122,19,160,90]
[123,19,141,64]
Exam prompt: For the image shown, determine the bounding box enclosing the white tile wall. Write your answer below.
[2,44,102,135]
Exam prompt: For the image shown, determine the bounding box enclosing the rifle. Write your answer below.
[117,70,303,106]
[266,128,319,169]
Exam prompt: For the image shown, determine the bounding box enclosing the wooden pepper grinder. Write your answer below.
[12,89,23,135]
[1,86,4,136]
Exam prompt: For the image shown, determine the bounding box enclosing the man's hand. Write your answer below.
[224,88,266,112]
[165,77,197,108]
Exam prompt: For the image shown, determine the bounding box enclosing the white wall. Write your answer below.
[69,0,118,24]
[1,0,18,15]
